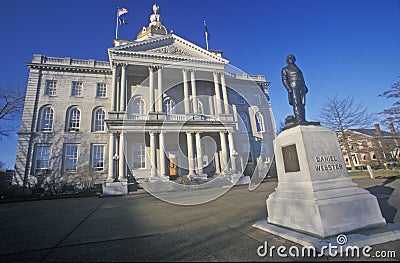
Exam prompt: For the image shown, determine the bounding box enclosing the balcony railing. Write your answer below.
[127,113,234,122]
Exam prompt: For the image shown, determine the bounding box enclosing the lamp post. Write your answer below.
[113,153,120,182]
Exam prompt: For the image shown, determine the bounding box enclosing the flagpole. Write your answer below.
[115,8,119,39]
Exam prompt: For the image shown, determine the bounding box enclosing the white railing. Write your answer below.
[130,114,149,120]
[71,59,90,65]
[45,57,64,63]
[127,113,234,122]
[225,72,266,82]
[166,114,187,121]
[41,56,109,68]
[96,61,111,67]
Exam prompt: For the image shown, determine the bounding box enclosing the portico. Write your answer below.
[102,4,274,193]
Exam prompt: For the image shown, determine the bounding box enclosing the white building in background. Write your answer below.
[14,5,276,192]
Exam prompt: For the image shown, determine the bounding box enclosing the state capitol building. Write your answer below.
[14,5,276,194]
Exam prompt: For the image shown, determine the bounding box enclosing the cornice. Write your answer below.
[109,34,229,65]
[26,63,112,74]
[110,51,226,67]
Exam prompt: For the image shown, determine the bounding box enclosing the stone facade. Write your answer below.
[14,5,276,191]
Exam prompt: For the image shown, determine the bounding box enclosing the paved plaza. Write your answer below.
[0,177,399,262]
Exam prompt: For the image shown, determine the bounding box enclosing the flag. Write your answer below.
[119,19,128,26]
[204,21,210,40]
[118,8,128,17]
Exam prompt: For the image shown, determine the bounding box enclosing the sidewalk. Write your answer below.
[0,177,399,261]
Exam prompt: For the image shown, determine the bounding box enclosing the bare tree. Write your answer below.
[0,84,25,138]
[378,78,400,129]
[317,94,376,171]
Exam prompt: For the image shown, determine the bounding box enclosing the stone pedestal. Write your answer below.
[266,125,385,238]
[189,173,208,180]
[149,176,170,182]
[102,181,128,196]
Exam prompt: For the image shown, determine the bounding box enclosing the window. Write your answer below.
[243,143,253,163]
[253,94,260,105]
[236,93,245,104]
[96,83,107,97]
[64,144,79,171]
[68,107,81,132]
[239,112,250,132]
[71,81,83,97]
[45,80,57,96]
[133,144,146,169]
[255,112,265,132]
[133,97,145,115]
[40,106,54,132]
[92,145,105,171]
[93,108,106,132]
[165,98,175,115]
[197,100,204,115]
[34,145,51,171]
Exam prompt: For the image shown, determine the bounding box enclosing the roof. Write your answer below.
[349,128,399,137]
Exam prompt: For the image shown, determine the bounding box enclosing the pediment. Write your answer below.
[147,44,194,57]
[109,34,228,64]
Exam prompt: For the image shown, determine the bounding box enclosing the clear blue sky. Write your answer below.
[0,0,399,168]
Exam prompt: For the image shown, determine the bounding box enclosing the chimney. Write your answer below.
[389,123,396,134]
[374,124,382,136]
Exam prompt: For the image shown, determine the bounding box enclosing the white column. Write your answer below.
[149,67,155,112]
[182,69,190,114]
[186,132,195,176]
[214,152,221,174]
[190,70,198,114]
[221,73,229,114]
[157,67,163,112]
[232,104,239,130]
[150,132,157,177]
[219,131,228,173]
[107,133,115,181]
[118,132,126,181]
[213,72,223,115]
[195,132,203,174]
[159,132,166,177]
[111,64,119,111]
[120,64,127,112]
[228,132,236,173]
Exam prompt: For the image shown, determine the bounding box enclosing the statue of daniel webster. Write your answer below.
[281,54,308,123]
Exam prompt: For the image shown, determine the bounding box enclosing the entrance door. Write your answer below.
[169,155,178,177]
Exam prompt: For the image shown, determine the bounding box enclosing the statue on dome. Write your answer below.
[153,4,159,14]
[150,4,161,23]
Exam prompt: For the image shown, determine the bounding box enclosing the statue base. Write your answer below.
[283,115,320,131]
[266,125,385,238]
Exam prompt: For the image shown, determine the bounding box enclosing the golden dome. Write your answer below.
[136,4,168,40]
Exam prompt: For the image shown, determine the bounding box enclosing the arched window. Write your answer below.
[165,98,175,115]
[68,107,81,132]
[39,106,54,132]
[93,108,106,132]
[197,100,204,115]
[255,112,265,132]
[239,112,250,132]
[132,97,145,115]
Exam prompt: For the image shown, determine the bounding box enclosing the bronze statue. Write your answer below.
[281,54,308,123]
